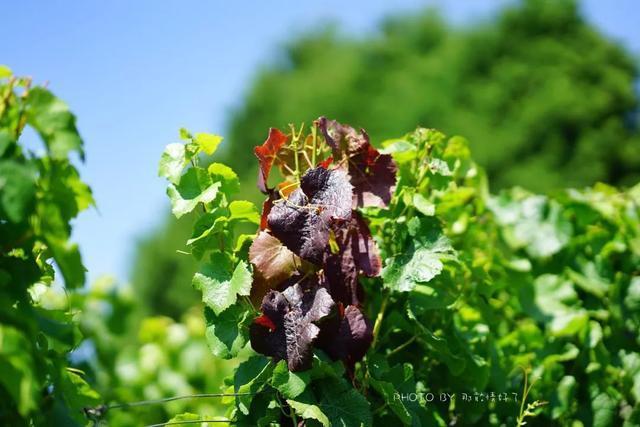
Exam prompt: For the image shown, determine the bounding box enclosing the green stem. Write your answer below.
[371,292,390,349]
[311,121,318,166]
[386,336,416,357]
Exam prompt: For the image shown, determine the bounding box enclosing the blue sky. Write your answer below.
[1,0,638,285]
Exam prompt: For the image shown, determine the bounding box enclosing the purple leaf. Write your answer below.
[250,279,335,371]
[317,305,373,367]
[267,167,352,264]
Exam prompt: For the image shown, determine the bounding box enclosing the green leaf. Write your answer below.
[158,143,186,184]
[195,132,223,155]
[193,256,252,315]
[0,129,13,157]
[60,370,100,424]
[489,193,572,258]
[165,413,201,426]
[229,200,260,224]
[551,376,576,419]
[0,65,12,78]
[234,355,273,415]
[203,304,251,359]
[287,399,330,427]
[0,160,36,223]
[382,235,453,292]
[413,193,435,216]
[271,360,310,399]
[167,167,220,218]
[624,277,640,312]
[26,87,84,160]
[316,378,372,427]
[592,392,617,427]
[46,237,85,289]
[208,162,240,195]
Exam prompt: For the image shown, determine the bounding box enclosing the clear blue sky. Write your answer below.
[1,0,638,285]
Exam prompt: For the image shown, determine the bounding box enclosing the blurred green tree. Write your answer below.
[133,0,640,317]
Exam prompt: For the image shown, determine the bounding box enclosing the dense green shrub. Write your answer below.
[0,67,99,425]
[155,119,640,426]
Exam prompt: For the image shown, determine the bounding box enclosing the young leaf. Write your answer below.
[194,132,223,155]
[26,87,84,160]
[0,161,36,223]
[167,167,221,218]
[158,142,186,184]
[229,200,260,224]
[208,162,240,195]
[255,127,288,193]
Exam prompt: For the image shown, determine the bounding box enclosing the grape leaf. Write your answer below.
[250,281,334,371]
[382,235,454,292]
[193,254,252,315]
[229,200,260,224]
[167,167,221,218]
[317,305,373,368]
[318,116,368,158]
[208,162,240,195]
[318,117,397,208]
[267,166,352,264]
[194,132,223,155]
[26,87,84,160]
[348,144,397,208]
[287,399,330,427]
[0,161,36,223]
[234,355,274,415]
[249,231,299,283]
[271,360,311,399]
[204,304,251,359]
[323,212,380,305]
[316,378,372,427]
[158,142,186,185]
[255,127,288,193]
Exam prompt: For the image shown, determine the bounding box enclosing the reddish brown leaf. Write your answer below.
[254,127,288,193]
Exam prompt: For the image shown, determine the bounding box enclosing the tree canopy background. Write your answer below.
[132,0,640,318]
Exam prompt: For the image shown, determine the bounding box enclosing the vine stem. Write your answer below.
[386,336,416,357]
[104,392,257,410]
[311,120,318,165]
[146,420,233,427]
[371,291,390,349]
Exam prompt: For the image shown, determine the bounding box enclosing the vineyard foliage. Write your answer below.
[0,67,99,425]
[158,119,640,426]
[1,62,639,426]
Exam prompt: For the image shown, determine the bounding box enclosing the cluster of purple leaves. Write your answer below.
[248,118,397,372]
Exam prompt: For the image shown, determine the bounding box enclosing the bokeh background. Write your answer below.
[2,0,639,423]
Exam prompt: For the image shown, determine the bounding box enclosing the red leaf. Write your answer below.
[254,128,288,194]
[254,314,277,331]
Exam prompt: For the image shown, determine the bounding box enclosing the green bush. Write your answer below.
[155,119,640,426]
